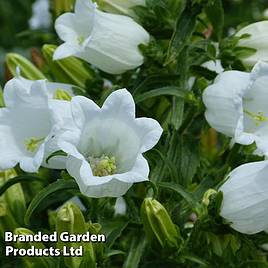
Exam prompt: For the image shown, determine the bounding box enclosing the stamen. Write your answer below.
[244,110,267,126]
[24,137,45,153]
[88,155,116,177]
[54,89,72,101]
[77,36,85,45]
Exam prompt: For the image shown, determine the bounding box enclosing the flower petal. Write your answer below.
[203,71,250,137]
[220,160,268,234]
[134,117,163,153]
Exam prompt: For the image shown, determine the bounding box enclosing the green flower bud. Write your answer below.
[202,189,218,207]
[42,44,96,89]
[0,201,18,238]
[0,169,26,226]
[97,0,145,17]
[14,228,55,268]
[51,0,75,18]
[56,202,96,268]
[0,86,4,107]
[6,53,46,80]
[140,198,181,249]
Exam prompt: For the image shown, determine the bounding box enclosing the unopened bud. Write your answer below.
[56,202,95,268]
[6,53,46,80]
[140,198,181,249]
[202,189,218,206]
[42,44,96,89]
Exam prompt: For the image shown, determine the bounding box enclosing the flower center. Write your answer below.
[77,36,85,45]
[53,89,72,101]
[244,110,267,126]
[87,155,117,177]
[24,137,45,153]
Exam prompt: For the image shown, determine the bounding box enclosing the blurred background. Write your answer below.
[0,0,268,85]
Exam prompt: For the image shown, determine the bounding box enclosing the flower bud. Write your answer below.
[236,21,268,67]
[6,53,46,80]
[202,188,218,206]
[97,0,145,17]
[56,202,95,268]
[51,0,75,18]
[42,44,96,89]
[140,198,181,249]
[0,86,4,107]
[0,169,26,226]
[14,228,55,268]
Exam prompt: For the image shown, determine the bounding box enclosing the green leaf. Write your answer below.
[122,235,147,268]
[134,86,186,103]
[177,137,200,187]
[158,182,196,205]
[170,97,184,130]
[0,175,43,196]
[166,3,203,65]
[205,0,224,40]
[190,65,218,80]
[24,179,79,226]
[101,219,129,248]
[46,150,67,164]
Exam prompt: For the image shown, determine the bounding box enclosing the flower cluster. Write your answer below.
[0,76,162,197]
[203,26,268,233]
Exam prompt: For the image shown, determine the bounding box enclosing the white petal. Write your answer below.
[79,9,149,74]
[53,43,81,60]
[102,89,135,120]
[0,109,22,169]
[220,160,268,234]
[202,60,224,74]
[237,21,268,66]
[114,154,149,183]
[134,117,163,153]
[71,96,100,129]
[203,71,250,137]
[114,197,127,215]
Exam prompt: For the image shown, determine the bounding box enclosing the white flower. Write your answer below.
[203,61,268,156]
[0,77,73,172]
[98,0,145,16]
[29,0,51,30]
[114,197,127,215]
[220,160,268,234]
[58,89,163,198]
[54,0,150,74]
[202,60,224,74]
[236,21,268,67]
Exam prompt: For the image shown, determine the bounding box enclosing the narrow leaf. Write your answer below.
[135,86,186,103]
[24,179,79,225]
[158,182,196,205]
[0,175,43,196]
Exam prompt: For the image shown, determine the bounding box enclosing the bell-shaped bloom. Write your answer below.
[58,89,163,198]
[236,21,268,67]
[54,0,150,74]
[98,0,145,16]
[220,160,268,234]
[0,77,73,172]
[203,61,268,156]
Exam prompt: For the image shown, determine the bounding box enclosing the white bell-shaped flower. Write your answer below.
[0,77,73,172]
[58,89,163,198]
[98,0,145,16]
[236,21,268,67]
[54,0,150,74]
[220,160,268,234]
[203,61,268,156]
